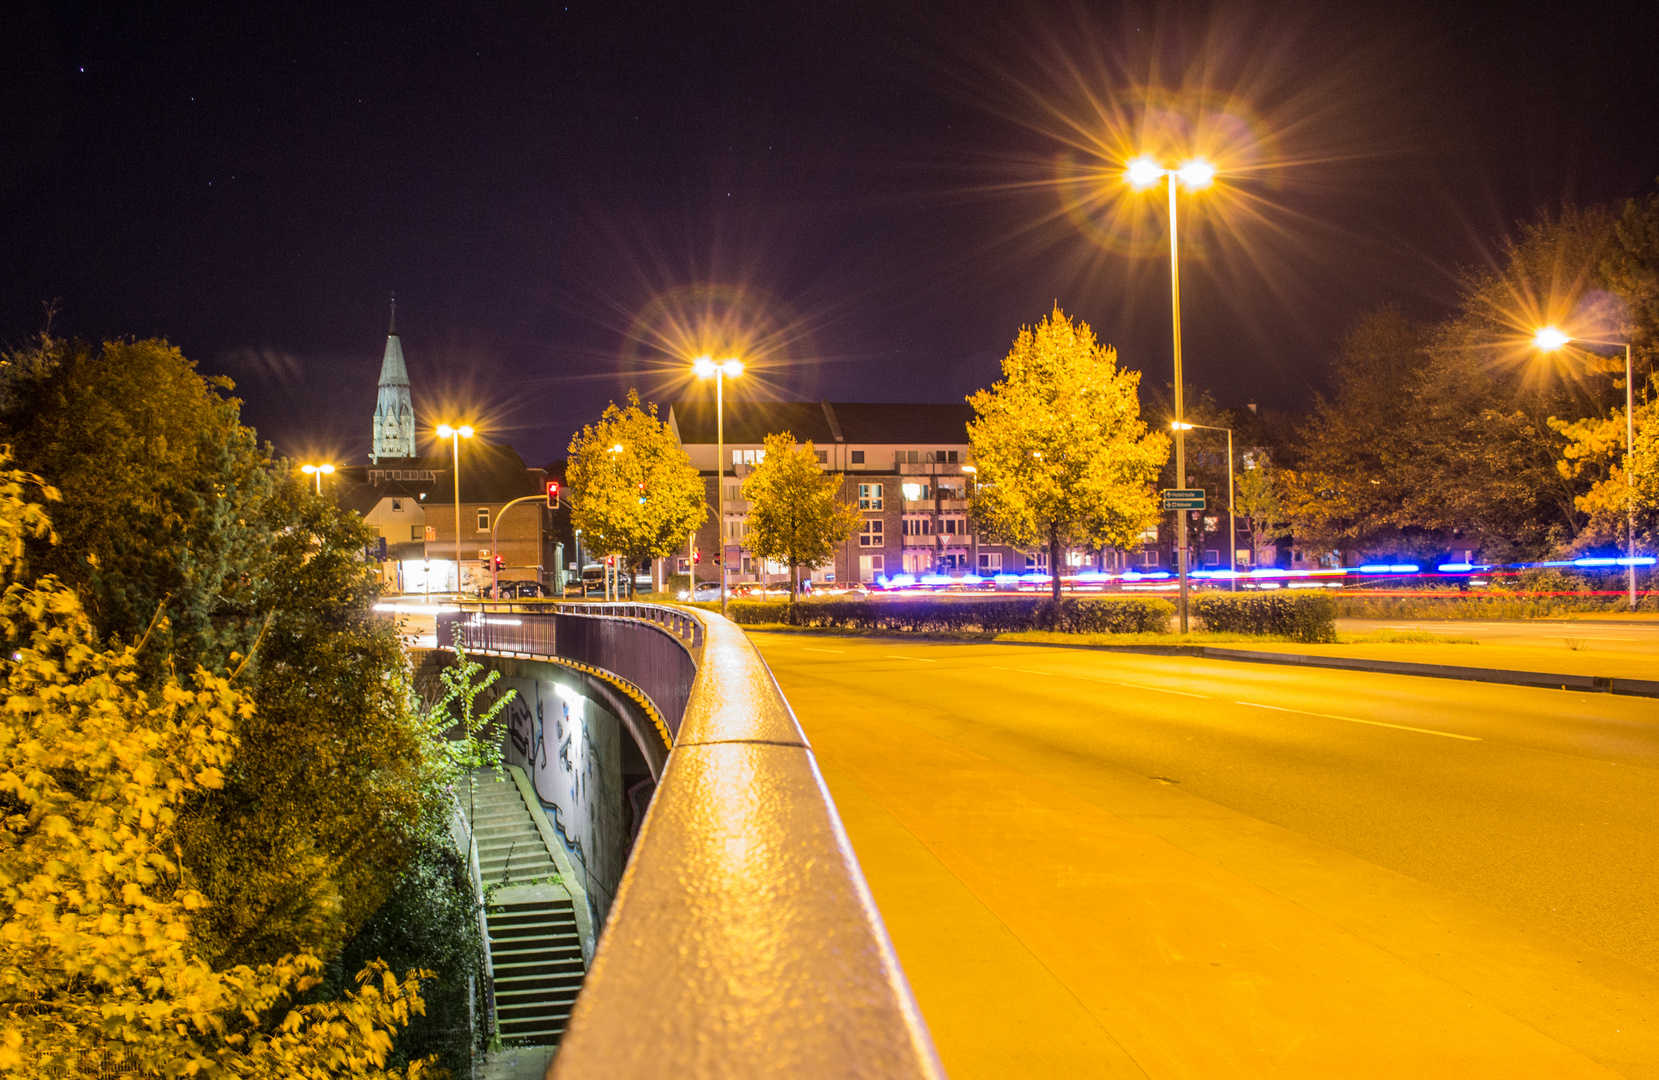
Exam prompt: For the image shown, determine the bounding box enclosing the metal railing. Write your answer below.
[438,602,699,739]
[434,601,944,1079]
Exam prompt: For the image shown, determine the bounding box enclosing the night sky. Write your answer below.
[4,1,1658,467]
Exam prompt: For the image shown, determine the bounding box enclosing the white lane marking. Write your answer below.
[1234,701,1480,741]
[885,654,937,662]
[801,647,845,654]
[988,666,1209,698]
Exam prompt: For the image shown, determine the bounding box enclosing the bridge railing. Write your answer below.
[435,601,944,1079]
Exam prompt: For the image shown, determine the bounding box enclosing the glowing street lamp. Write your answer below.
[693,356,744,617]
[437,423,475,596]
[1128,155,1217,630]
[1534,327,1640,609]
[300,462,335,495]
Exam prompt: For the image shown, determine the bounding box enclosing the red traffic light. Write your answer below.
[692,549,700,563]
[546,479,561,509]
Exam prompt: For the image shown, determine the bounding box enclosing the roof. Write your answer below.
[334,441,542,510]
[670,401,975,446]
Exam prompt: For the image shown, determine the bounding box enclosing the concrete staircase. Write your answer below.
[463,772,588,1046]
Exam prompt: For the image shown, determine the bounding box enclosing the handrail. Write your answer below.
[547,606,944,1079]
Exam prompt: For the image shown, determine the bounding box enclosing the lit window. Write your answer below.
[858,484,883,510]
[859,519,884,547]
[477,508,490,531]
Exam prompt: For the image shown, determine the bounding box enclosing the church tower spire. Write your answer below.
[371,296,417,462]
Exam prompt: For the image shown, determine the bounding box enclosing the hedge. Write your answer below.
[718,596,1173,634]
[1191,592,1337,642]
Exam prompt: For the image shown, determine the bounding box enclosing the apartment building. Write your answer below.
[667,400,1032,584]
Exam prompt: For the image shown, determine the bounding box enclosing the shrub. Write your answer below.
[1192,592,1337,642]
[719,595,1173,634]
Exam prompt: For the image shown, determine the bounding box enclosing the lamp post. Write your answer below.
[437,423,474,596]
[1128,156,1215,631]
[1172,422,1236,590]
[1535,328,1640,609]
[300,462,335,495]
[694,356,744,617]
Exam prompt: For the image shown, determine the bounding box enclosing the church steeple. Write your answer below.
[371,296,417,462]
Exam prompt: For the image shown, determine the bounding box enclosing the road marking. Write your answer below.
[801,647,845,654]
[885,654,937,662]
[1234,701,1480,741]
[988,666,1209,698]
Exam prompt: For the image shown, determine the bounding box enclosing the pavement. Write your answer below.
[751,633,1659,1079]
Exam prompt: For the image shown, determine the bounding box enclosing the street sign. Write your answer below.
[1161,488,1206,510]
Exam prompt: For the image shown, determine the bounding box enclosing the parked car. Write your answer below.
[485,579,551,599]
[680,581,723,603]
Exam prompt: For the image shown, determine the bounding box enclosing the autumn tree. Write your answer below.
[1234,454,1292,566]
[567,391,707,593]
[742,432,861,608]
[0,455,431,1078]
[967,308,1168,599]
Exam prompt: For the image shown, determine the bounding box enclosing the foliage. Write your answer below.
[567,391,707,570]
[0,337,445,973]
[1233,455,1291,565]
[1191,592,1338,642]
[0,337,273,677]
[178,474,434,969]
[429,630,515,835]
[716,595,1172,634]
[967,308,1168,599]
[1284,307,1431,556]
[0,458,430,1078]
[741,433,861,605]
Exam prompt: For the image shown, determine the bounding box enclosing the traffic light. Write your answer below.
[494,555,504,572]
[637,481,646,504]
[546,479,560,509]
[692,548,700,564]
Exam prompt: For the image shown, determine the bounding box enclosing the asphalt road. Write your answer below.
[752,633,1659,1079]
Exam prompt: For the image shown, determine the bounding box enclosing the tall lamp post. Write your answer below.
[1535,328,1640,609]
[1128,155,1215,631]
[1171,422,1236,590]
[437,423,474,596]
[694,356,744,618]
[300,462,335,495]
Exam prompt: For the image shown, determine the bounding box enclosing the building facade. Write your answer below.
[668,400,1034,584]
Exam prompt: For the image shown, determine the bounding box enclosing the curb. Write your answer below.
[996,640,1659,699]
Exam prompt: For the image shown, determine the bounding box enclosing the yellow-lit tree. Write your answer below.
[0,457,430,1078]
[742,432,861,608]
[567,391,707,594]
[967,308,1168,599]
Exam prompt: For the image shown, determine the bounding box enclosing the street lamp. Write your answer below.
[1534,327,1640,609]
[1128,155,1216,632]
[300,462,335,495]
[437,423,474,597]
[694,356,744,617]
[1172,422,1236,590]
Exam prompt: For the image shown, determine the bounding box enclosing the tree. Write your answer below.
[967,308,1169,599]
[0,336,452,1003]
[0,455,431,1078]
[0,336,271,676]
[1234,455,1292,566]
[567,391,707,593]
[742,432,861,608]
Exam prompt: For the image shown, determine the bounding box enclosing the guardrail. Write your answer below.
[438,602,699,739]
[434,602,944,1079]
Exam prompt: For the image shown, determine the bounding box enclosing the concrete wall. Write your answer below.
[480,659,656,928]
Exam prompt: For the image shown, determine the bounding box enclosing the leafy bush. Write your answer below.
[720,595,1173,634]
[1192,592,1337,642]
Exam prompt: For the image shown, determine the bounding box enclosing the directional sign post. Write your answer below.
[1161,488,1206,511]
